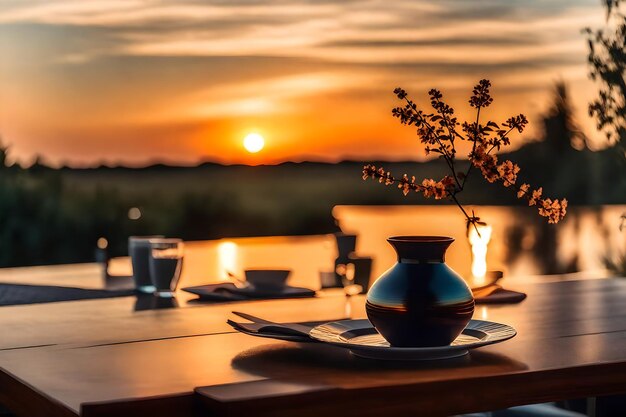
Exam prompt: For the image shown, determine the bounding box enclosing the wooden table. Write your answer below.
[1,266,625,416]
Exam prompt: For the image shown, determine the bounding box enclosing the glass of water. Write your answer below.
[149,238,184,298]
[129,235,164,293]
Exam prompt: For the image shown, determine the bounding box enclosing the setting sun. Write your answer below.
[243,133,265,153]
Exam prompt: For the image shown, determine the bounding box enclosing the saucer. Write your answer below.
[309,319,516,361]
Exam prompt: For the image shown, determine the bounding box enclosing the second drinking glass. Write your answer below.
[149,238,184,298]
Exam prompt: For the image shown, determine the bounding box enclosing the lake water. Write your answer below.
[333,205,626,286]
[109,205,626,290]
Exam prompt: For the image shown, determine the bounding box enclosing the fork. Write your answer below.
[230,311,316,335]
[231,311,273,324]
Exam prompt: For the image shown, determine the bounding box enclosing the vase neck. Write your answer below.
[387,236,454,264]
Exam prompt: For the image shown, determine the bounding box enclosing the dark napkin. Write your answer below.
[182,282,316,302]
[227,320,314,337]
[227,317,338,343]
[473,284,527,304]
[0,283,136,306]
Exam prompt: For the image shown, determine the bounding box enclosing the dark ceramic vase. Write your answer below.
[366,236,474,347]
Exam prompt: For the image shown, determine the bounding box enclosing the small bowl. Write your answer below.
[244,269,291,291]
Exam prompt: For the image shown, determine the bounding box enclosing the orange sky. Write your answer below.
[0,0,611,167]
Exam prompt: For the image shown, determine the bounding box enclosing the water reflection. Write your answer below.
[333,205,626,282]
[468,222,492,286]
[217,241,238,281]
[179,235,337,290]
[110,205,623,296]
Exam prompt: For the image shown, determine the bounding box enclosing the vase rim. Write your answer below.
[388,236,454,243]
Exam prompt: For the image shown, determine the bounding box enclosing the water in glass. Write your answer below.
[149,238,184,297]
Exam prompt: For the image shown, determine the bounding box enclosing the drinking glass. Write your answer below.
[129,235,164,293]
[149,238,184,298]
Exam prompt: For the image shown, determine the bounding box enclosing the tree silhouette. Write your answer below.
[585,0,625,156]
[542,81,588,152]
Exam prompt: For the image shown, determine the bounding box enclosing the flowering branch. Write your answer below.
[362,79,568,226]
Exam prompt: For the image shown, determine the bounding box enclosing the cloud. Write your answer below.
[323,35,542,48]
[0,0,607,166]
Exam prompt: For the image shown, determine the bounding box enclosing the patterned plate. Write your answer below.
[309,319,516,361]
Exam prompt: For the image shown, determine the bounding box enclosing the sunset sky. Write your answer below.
[0,0,609,167]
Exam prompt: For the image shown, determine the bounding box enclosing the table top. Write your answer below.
[1,265,625,416]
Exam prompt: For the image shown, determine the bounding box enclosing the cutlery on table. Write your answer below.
[227,319,312,337]
[231,311,273,324]
[230,311,325,336]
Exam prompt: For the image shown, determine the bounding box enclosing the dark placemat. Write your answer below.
[0,283,136,306]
